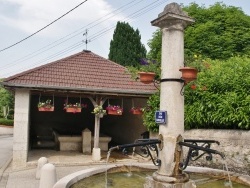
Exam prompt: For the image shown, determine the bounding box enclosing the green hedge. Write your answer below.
[142,56,250,132]
[0,118,14,126]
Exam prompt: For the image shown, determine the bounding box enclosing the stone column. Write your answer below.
[12,89,30,169]
[150,3,195,187]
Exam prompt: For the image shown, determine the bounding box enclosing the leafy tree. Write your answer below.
[109,21,147,67]
[148,3,250,60]
[147,30,162,63]
[0,81,14,119]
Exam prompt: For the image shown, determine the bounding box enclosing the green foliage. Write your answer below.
[142,92,160,132]
[0,82,14,119]
[147,29,162,62]
[185,56,250,129]
[147,3,250,61]
[141,56,250,131]
[0,118,14,126]
[126,59,161,80]
[184,3,250,60]
[108,21,147,67]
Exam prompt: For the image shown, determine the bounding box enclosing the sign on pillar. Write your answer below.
[155,111,167,124]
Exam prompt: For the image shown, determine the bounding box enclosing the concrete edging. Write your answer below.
[53,164,250,188]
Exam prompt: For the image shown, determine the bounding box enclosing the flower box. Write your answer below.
[130,107,143,115]
[38,107,54,112]
[130,109,143,115]
[107,109,122,115]
[38,99,54,112]
[106,105,123,115]
[65,107,81,113]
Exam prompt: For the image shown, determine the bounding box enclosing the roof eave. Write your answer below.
[1,82,156,97]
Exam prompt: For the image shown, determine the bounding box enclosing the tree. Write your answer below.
[147,3,250,60]
[0,82,14,119]
[108,21,147,67]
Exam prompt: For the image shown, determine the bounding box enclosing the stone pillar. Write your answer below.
[150,3,195,187]
[92,116,101,161]
[12,89,30,170]
[82,128,91,154]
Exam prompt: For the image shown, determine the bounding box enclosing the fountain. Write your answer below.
[53,3,250,188]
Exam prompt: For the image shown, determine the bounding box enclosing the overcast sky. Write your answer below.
[0,0,249,78]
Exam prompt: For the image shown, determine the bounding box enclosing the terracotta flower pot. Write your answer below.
[179,67,198,83]
[138,72,155,84]
[38,107,54,112]
[65,107,81,113]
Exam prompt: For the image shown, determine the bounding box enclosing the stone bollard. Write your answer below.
[39,163,57,188]
[36,157,48,179]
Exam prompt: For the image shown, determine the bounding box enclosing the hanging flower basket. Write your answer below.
[138,72,155,84]
[38,107,54,112]
[38,99,54,112]
[179,67,198,83]
[106,105,123,115]
[92,105,106,118]
[130,107,143,115]
[64,103,87,113]
[65,107,81,113]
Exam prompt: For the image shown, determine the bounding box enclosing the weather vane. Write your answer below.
[83,29,91,50]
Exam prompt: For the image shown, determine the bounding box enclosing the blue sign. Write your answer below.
[155,111,167,124]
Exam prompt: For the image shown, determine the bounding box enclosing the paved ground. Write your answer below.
[0,126,149,188]
[1,126,250,188]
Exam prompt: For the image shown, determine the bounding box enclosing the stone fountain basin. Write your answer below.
[53,164,250,188]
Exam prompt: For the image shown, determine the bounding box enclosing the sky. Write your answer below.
[0,0,249,78]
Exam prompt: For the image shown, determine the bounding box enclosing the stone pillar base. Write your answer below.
[92,148,101,161]
[144,176,196,188]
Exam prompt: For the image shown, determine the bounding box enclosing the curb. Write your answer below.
[0,157,12,178]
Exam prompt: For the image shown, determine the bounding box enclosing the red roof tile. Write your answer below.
[3,50,157,96]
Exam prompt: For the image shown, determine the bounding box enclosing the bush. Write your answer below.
[0,118,14,126]
[185,56,250,129]
[142,56,250,131]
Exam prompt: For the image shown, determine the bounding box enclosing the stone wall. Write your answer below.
[184,129,250,175]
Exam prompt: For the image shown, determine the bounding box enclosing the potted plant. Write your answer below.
[64,103,87,113]
[180,54,210,84]
[106,105,123,115]
[127,58,160,84]
[38,99,54,112]
[129,107,143,115]
[92,105,106,118]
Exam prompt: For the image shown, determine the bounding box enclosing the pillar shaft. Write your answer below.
[151,2,195,182]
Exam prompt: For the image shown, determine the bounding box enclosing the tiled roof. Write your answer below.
[3,50,156,95]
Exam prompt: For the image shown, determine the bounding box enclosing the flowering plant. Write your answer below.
[127,58,161,80]
[92,105,106,115]
[38,99,54,108]
[64,103,87,109]
[106,105,123,115]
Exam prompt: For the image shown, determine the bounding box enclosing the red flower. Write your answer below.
[190,84,196,90]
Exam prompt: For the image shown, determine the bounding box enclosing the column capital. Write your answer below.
[151,3,194,29]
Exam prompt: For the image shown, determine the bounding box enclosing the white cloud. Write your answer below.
[0,0,126,37]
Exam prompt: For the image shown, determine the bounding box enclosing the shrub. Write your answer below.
[0,118,14,126]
